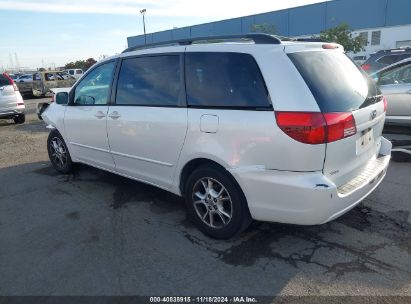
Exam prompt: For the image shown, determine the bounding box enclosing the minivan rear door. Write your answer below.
[287,47,386,187]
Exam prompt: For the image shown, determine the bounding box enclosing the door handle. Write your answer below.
[94,111,106,119]
[108,111,121,119]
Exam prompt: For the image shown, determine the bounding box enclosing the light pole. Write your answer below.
[140,9,147,44]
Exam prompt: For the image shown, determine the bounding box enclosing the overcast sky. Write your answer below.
[0,0,327,70]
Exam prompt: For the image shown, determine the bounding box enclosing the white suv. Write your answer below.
[42,34,391,239]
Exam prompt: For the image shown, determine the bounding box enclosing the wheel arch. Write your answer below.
[178,157,247,205]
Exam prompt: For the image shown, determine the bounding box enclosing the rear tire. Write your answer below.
[184,165,251,239]
[47,130,74,174]
[13,114,25,124]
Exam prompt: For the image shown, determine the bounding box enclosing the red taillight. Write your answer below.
[275,112,326,144]
[383,96,388,112]
[275,112,357,145]
[2,73,18,91]
[361,64,370,71]
[323,113,357,143]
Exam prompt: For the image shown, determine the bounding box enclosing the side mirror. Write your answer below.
[55,92,69,105]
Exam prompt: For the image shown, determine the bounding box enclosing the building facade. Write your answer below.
[127,0,411,58]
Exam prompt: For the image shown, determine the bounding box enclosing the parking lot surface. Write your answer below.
[0,98,410,296]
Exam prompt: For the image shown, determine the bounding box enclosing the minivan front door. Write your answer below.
[107,54,187,189]
[64,61,117,170]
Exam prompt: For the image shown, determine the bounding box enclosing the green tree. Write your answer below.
[317,23,366,53]
[251,23,277,35]
[64,58,97,71]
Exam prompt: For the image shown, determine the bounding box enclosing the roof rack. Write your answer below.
[123,33,281,53]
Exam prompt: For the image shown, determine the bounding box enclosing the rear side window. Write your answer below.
[288,51,380,112]
[0,75,10,87]
[116,55,181,106]
[376,54,411,65]
[185,52,270,108]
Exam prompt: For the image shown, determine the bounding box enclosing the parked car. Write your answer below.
[64,69,84,80]
[16,71,76,97]
[370,58,411,126]
[352,55,367,65]
[362,47,411,74]
[42,34,391,239]
[0,73,25,124]
[16,74,33,83]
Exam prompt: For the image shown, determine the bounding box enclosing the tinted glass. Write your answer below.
[379,63,411,85]
[74,61,116,105]
[116,56,180,106]
[377,55,401,65]
[288,51,380,112]
[0,75,10,87]
[185,52,270,108]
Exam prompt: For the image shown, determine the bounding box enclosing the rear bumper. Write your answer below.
[232,137,392,225]
[0,107,25,119]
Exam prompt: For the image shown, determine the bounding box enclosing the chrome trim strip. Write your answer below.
[69,142,111,153]
[110,150,173,167]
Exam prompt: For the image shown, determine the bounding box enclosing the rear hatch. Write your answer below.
[286,46,386,187]
[0,74,18,111]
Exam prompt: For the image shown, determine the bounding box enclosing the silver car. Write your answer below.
[371,58,411,126]
[0,73,25,124]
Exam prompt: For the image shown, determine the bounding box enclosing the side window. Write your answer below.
[76,70,83,75]
[185,52,270,108]
[45,73,55,81]
[73,61,116,105]
[34,73,41,81]
[69,70,74,75]
[115,55,181,106]
[379,63,411,85]
[377,55,399,65]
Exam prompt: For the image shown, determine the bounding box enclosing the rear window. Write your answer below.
[377,54,403,65]
[288,51,380,112]
[185,52,271,109]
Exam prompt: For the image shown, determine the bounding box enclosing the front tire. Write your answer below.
[184,165,251,239]
[47,130,74,174]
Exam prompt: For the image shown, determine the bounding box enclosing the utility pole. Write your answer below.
[140,9,147,44]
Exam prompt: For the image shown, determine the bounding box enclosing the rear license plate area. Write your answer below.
[356,128,374,155]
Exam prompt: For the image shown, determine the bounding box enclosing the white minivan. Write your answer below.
[42,34,391,239]
[64,69,84,80]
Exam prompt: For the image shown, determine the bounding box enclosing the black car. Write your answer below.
[362,47,411,74]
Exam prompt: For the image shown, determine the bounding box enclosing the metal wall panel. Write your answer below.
[191,22,214,37]
[213,18,242,35]
[127,0,411,48]
[241,16,255,33]
[386,0,411,27]
[152,30,173,43]
[289,3,326,36]
[172,27,191,39]
[325,0,387,29]
[253,10,289,35]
